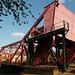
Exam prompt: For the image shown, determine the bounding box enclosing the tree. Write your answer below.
[0,0,36,26]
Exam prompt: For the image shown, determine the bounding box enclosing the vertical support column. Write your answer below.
[58,47,60,57]
[27,41,34,66]
[55,45,60,67]
[21,44,23,64]
[29,41,34,60]
[9,46,11,63]
[56,44,60,61]
[62,33,67,72]
[26,42,31,66]
[62,20,67,72]
[58,46,60,61]
[26,50,30,66]
[56,47,58,57]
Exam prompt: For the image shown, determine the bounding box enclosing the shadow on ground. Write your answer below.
[0,64,53,75]
[70,70,75,73]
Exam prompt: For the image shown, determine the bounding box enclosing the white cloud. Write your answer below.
[0,46,1,49]
[12,32,25,37]
[59,0,66,3]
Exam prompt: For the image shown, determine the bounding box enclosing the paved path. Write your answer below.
[58,72,75,75]
[58,68,75,75]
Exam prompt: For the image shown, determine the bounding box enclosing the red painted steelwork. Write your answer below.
[21,44,23,64]
[21,3,51,41]
[15,52,21,63]
[10,44,21,61]
[3,50,8,60]
[9,46,11,62]
[44,2,55,33]
[55,36,75,64]
[0,0,75,66]
[54,2,75,42]
[0,0,56,65]
[30,37,55,65]
[44,0,75,65]
[44,1,75,42]
[1,41,21,49]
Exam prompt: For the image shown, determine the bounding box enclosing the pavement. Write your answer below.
[58,68,75,75]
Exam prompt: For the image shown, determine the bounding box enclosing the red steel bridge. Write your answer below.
[0,0,75,71]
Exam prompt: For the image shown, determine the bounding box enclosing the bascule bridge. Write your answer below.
[0,0,75,72]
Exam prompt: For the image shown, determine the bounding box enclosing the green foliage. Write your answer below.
[48,54,54,61]
[0,0,36,25]
[23,61,26,63]
[60,49,62,55]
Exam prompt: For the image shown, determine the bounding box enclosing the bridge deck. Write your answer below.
[26,27,65,42]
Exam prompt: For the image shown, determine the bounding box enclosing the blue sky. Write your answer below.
[0,0,75,48]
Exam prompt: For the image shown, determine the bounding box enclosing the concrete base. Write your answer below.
[53,69,59,75]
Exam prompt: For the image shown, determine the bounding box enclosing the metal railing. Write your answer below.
[28,20,69,39]
[45,20,69,34]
